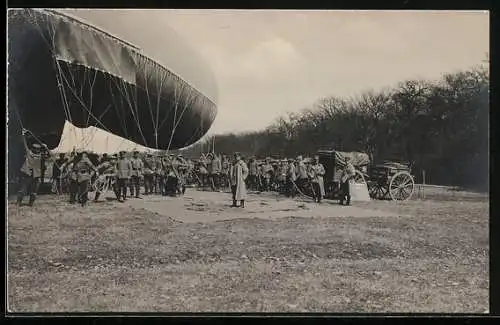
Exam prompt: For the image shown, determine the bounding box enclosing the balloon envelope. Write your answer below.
[8,8,217,150]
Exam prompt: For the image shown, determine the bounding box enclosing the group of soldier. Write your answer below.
[52,150,191,206]
[15,128,356,208]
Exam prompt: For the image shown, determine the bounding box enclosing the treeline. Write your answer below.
[182,65,489,191]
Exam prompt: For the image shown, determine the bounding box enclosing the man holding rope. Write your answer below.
[16,128,49,206]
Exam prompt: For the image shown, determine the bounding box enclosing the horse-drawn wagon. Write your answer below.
[314,149,415,201]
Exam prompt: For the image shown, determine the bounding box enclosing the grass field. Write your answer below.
[7,187,489,313]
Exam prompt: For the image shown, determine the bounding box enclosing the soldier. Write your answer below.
[296,156,308,194]
[60,152,78,204]
[339,157,356,206]
[221,155,230,190]
[308,155,326,203]
[93,154,117,202]
[247,157,258,191]
[229,152,249,208]
[153,154,163,194]
[175,154,188,195]
[51,153,67,195]
[198,155,209,188]
[209,152,222,191]
[72,151,98,207]
[261,158,274,192]
[278,159,288,194]
[286,158,297,198]
[164,160,178,196]
[16,129,49,206]
[129,150,144,198]
[116,151,132,202]
[142,153,155,195]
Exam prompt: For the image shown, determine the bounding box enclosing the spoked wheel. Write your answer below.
[93,176,109,193]
[389,171,415,201]
[368,181,388,200]
[353,170,367,185]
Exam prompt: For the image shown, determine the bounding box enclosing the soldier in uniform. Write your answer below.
[153,154,163,194]
[308,155,326,203]
[51,153,67,195]
[339,157,356,206]
[220,155,230,190]
[175,154,188,195]
[278,159,288,194]
[247,157,258,191]
[129,150,144,198]
[296,156,308,194]
[93,154,117,202]
[60,152,78,204]
[286,158,297,198]
[143,153,155,195]
[261,158,274,192]
[116,151,132,202]
[198,155,209,188]
[164,159,178,196]
[209,153,222,191]
[72,151,98,207]
[16,128,49,206]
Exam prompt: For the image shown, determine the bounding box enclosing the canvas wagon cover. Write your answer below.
[317,150,370,168]
[317,150,370,183]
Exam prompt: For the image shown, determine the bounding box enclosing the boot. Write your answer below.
[231,200,238,207]
[240,200,245,208]
[16,196,23,206]
[28,195,36,206]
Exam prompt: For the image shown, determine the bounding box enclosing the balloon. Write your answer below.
[8,9,217,152]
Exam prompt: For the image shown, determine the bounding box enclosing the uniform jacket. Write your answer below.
[262,163,274,179]
[297,161,308,179]
[309,163,326,197]
[287,162,297,181]
[20,149,43,178]
[278,164,288,182]
[210,157,222,174]
[248,161,258,176]
[143,157,155,175]
[73,157,96,183]
[340,163,356,184]
[116,158,133,179]
[97,161,116,175]
[130,157,144,177]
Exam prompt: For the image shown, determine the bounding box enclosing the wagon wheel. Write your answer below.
[93,176,109,193]
[389,171,415,201]
[353,170,367,185]
[369,181,388,200]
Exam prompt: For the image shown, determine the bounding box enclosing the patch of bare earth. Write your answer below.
[7,189,488,312]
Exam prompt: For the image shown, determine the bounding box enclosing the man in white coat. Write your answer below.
[229,152,249,208]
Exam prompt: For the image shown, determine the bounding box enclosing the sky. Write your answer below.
[53,9,489,153]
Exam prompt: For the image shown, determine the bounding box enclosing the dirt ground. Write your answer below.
[7,187,489,313]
